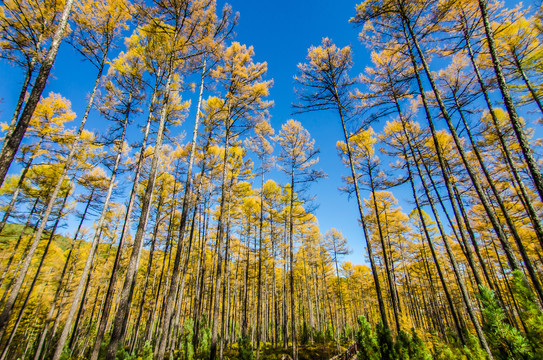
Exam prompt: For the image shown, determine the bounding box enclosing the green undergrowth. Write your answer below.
[221,342,343,360]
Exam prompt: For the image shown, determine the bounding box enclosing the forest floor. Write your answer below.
[221,342,346,360]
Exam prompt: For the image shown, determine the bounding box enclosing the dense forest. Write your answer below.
[0,0,543,359]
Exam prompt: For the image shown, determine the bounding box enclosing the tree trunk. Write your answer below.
[288,172,297,360]
[130,191,164,353]
[461,21,543,253]
[402,19,493,357]
[156,59,207,360]
[106,71,172,360]
[334,90,389,329]
[0,192,68,360]
[477,0,543,202]
[0,0,74,186]
[52,82,130,360]
[256,161,266,360]
[89,75,160,360]
[220,202,233,360]
[407,14,543,305]
[209,124,231,360]
[368,171,401,333]
[32,219,81,360]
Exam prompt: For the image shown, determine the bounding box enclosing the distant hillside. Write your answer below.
[0,223,74,252]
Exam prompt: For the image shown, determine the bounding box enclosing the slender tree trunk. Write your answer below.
[209,125,231,360]
[62,191,99,354]
[68,256,95,353]
[401,22,493,356]
[288,170,298,360]
[169,197,200,353]
[368,176,401,333]
[241,223,251,340]
[106,70,173,360]
[192,198,209,350]
[282,231,288,351]
[130,193,164,353]
[461,20,543,253]
[403,14,520,278]
[395,104,465,343]
[143,211,173,347]
[90,76,159,360]
[32,224,80,360]
[333,89,389,329]
[0,157,74,340]
[271,219,279,349]
[256,161,266,360]
[155,58,207,360]
[477,0,543,202]
[301,245,314,344]
[220,202,233,360]
[0,0,74,186]
[332,254,346,333]
[452,94,543,299]
[41,241,80,360]
[1,38,106,347]
[452,183,494,287]
[0,192,68,360]
[52,85,131,360]
[406,14,543,305]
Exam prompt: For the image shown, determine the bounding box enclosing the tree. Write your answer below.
[0,0,67,150]
[476,0,543,203]
[0,92,75,235]
[53,40,144,360]
[294,37,390,329]
[276,119,325,360]
[323,229,351,341]
[155,4,237,358]
[0,0,74,186]
[105,8,192,354]
[245,119,274,360]
[207,40,272,360]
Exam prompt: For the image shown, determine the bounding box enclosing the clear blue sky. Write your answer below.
[222,0,372,265]
[0,0,386,266]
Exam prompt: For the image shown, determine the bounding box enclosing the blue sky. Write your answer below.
[0,0,394,266]
[222,0,372,265]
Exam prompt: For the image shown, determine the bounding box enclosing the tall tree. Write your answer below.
[322,229,350,337]
[0,0,74,186]
[476,0,543,202]
[294,38,390,329]
[155,4,238,358]
[105,7,193,355]
[276,119,325,360]
[245,119,274,360]
[0,92,75,235]
[53,42,144,360]
[207,41,272,360]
